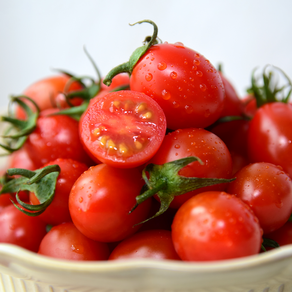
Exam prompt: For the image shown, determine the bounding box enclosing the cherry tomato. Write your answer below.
[16,75,83,119]
[38,222,109,260]
[24,109,93,168]
[79,90,166,168]
[101,73,130,91]
[30,158,88,225]
[130,43,225,130]
[8,147,37,171]
[109,229,180,260]
[171,191,262,261]
[149,128,233,208]
[227,162,292,234]
[0,194,13,212]
[0,204,47,252]
[265,221,292,246]
[69,164,152,242]
[247,102,292,178]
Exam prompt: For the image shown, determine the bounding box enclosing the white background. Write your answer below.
[0,0,291,108]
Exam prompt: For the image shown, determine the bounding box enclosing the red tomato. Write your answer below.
[219,72,243,117]
[247,102,292,178]
[265,221,292,246]
[109,229,180,260]
[79,90,166,168]
[171,191,262,261]
[29,158,88,225]
[227,162,292,234]
[16,75,83,119]
[149,128,233,208]
[0,204,47,252]
[24,109,93,168]
[130,43,225,130]
[69,164,152,242]
[8,148,37,171]
[38,222,109,261]
[0,194,13,212]
[242,95,257,118]
[101,73,130,91]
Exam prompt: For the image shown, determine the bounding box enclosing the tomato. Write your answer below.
[24,109,93,168]
[149,128,233,208]
[79,90,166,168]
[0,204,47,252]
[0,194,13,212]
[130,43,225,130]
[242,94,257,118]
[227,162,292,234]
[265,221,292,247]
[171,191,262,261]
[38,222,109,260]
[8,147,37,171]
[109,229,180,260]
[219,72,243,117]
[16,75,83,119]
[101,73,130,91]
[29,158,88,225]
[247,102,292,178]
[69,164,152,242]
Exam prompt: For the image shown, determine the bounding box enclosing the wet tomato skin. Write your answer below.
[38,222,110,261]
[69,164,152,242]
[130,43,225,130]
[149,128,233,208]
[79,90,166,168]
[227,162,292,234]
[171,191,262,261]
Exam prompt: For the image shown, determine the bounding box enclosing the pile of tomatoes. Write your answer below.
[1,20,292,262]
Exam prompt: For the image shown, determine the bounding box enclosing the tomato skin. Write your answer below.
[227,162,292,234]
[8,147,37,171]
[69,164,152,242]
[149,128,233,208]
[109,229,180,260]
[24,109,93,168]
[130,43,225,130]
[0,204,47,252]
[101,73,130,91]
[265,221,292,246]
[16,75,83,119]
[30,158,88,225]
[247,102,292,178]
[38,222,109,261]
[79,90,167,168]
[171,191,262,261]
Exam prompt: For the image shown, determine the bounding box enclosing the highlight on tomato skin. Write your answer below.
[79,90,167,168]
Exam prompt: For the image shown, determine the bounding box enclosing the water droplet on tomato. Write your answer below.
[196,71,203,77]
[193,59,200,66]
[174,42,184,48]
[194,53,200,58]
[185,105,194,114]
[157,62,167,70]
[162,89,171,100]
[178,86,183,91]
[79,197,83,203]
[145,73,153,81]
[200,84,207,91]
[174,144,180,149]
[170,71,177,79]
[172,101,180,108]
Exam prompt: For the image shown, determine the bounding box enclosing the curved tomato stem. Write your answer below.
[103,19,159,86]
[132,156,235,224]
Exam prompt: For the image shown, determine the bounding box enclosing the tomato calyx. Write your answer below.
[261,237,280,251]
[103,19,160,86]
[0,164,60,216]
[0,96,40,154]
[130,156,235,224]
[248,65,292,108]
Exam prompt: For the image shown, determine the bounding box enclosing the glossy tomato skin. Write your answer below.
[109,229,180,260]
[24,109,93,168]
[247,102,292,178]
[130,43,225,130]
[101,73,130,91]
[69,164,152,242]
[150,128,233,208]
[8,147,37,171]
[17,75,83,119]
[0,204,47,252]
[38,222,109,261]
[265,221,292,247]
[227,162,292,234]
[79,90,166,168]
[30,158,88,225]
[172,191,262,261]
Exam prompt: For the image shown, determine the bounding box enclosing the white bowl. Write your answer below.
[1,243,292,292]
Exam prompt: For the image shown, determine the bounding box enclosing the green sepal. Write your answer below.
[248,65,292,108]
[131,156,235,224]
[0,164,60,216]
[0,96,39,154]
[103,19,160,87]
[261,237,280,252]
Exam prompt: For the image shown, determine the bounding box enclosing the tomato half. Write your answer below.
[130,43,225,130]
[79,90,166,168]
[171,191,262,261]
